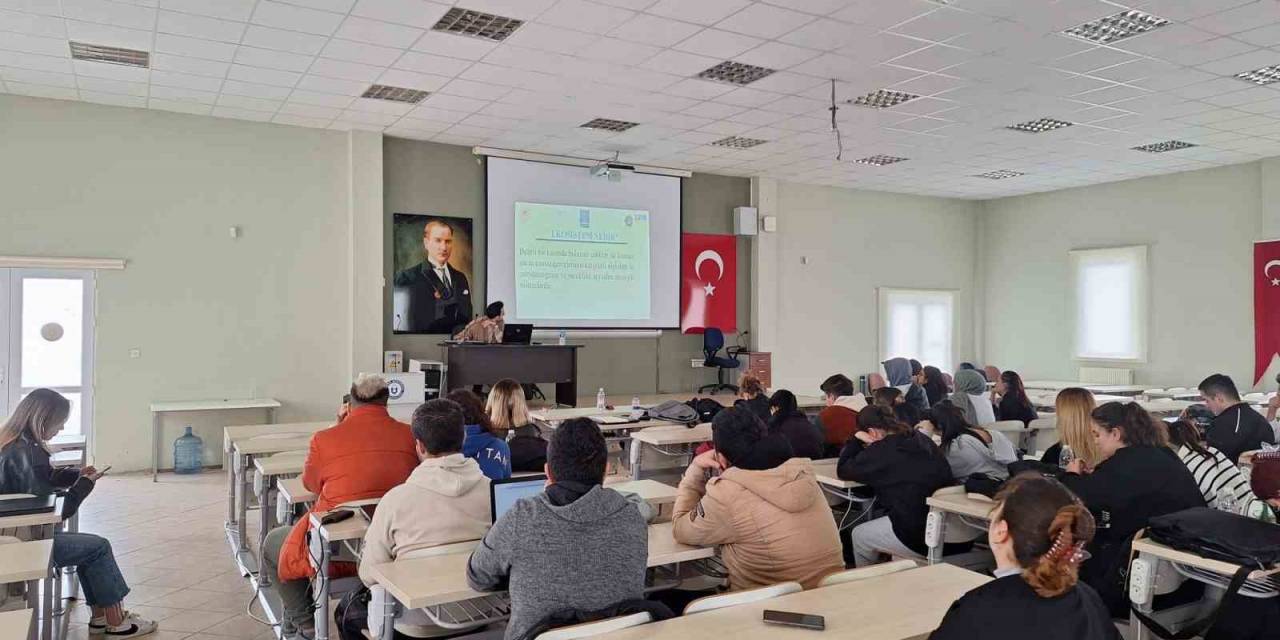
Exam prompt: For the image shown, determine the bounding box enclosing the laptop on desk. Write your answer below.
[501,324,534,345]
[490,474,546,523]
[0,494,57,517]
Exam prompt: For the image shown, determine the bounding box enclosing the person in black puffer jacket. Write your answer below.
[767,390,824,460]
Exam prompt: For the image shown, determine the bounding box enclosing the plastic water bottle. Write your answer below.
[631,395,643,419]
[558,330,567,346]
[1216,487,1240,514]
[596,388,607,410]
[1058,444,1075,470]
[173,426,204,474]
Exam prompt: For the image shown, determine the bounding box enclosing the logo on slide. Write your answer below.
[388,379,404,400]
[624,214,633,227]
[579,209,590,228]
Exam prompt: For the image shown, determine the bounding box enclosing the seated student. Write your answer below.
[883,357,930,413]
[839,406,953,566]
[734,374,771,423]
[933,403,1017,482]
[815,374,867,457]
[958,362,985,380]
[768,390,824,460]
[454,300,505,344]
[922,365,950,407]
[1167,418,1259,514]
[486,378,547,473]
[1199,373,1275,463]
[264,375,420,638]
[993,370,1038,425]
[448,388,512,480]
[930,475,1119,640]
[1061,402,1204,616]
[467,418,650,640]
[1040,388,1099,468]
[344,399,491,640]
[0,390,158,638]
[673,407,842,589]
[949,369,995,426]
[874,386,921,428]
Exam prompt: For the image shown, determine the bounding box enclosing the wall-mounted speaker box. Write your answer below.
[733,206,758,236]
[761,215,777,233]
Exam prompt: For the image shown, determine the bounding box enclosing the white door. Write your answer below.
[1,269,95,442]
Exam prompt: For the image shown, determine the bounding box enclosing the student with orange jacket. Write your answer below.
[262,374,419,638]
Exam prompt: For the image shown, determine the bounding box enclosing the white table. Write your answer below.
[1022,380,1147,396]
[0,540,54,640]
[925,490,996,564]
[0,609,33,640]
[151,397,281,481]
[628,423,712,480]
[809,458,869,531]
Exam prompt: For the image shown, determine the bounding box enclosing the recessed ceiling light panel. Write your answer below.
[849,89,919,109]
[69,41,149,68]
[854,154,908,166]
[362,84,430,104]
[1007,117,1073,133]
[432,7,523,42]
[580,118,639,132]
[1132,140,1196,153]
[1234,65,1280,86]
[1063,10,1169,44]
[710,136,768,149]
[975,169,1025,179]
[697,61,776,86]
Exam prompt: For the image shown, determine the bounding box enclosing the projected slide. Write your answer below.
[514,202,651,320]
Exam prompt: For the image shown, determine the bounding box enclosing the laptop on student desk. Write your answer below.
[501,323,533,345]
[0,494,57,517]
[490,474,546,523]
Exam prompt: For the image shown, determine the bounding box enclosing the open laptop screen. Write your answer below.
[490,475,546,523]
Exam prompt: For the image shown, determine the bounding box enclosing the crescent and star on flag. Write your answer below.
[694,249,724,297]
[1267,259,1280,287]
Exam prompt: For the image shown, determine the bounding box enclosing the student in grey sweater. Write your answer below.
[933,402,1016,481]
[466,418,650,640]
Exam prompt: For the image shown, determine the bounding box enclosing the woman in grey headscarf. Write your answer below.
[949,369,996,426]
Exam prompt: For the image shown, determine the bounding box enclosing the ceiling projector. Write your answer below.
[590,161,635,181]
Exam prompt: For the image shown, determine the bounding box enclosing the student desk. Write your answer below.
[1129,538,1280,640]
[924,491,996,564]
[152,397,281,481]
[277,476,314,524]
[628,423,711,480]
[595,563,988,640]
[808,459,869,531]
[1022,381,1146,396]
[365,521,715,640]
[0,540,53,640]
[0,609,33,640]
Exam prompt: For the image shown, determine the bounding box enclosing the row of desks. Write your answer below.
[0,536,59,640]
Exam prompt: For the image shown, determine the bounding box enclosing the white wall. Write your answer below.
[759,180,981,393]
[980,162,1268,389]
[0,94,375,471]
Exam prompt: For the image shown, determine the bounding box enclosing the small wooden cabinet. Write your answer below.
[740,351,772,389]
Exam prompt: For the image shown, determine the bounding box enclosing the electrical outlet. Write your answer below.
[690,358,703,368]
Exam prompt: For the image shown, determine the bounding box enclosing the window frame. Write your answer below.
[876,287,956,374]
[1069,245,1148,364]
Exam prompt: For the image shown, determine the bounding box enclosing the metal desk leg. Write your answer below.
[152,412,161,482]
[630,442,643,481]
[267,408,277,425]
[26,578,39,640]
[41,572,52,640]
[925,508,946,565]
[237,452,252,553]
[255,470,272,587]
[226,440,237,526]
[314,531,331,640]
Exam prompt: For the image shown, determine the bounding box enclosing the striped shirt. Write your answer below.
[1176,445,1253,511]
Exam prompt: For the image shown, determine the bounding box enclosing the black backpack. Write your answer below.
[687,398,723,423]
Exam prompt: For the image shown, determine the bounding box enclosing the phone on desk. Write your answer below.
[763,610,825,631]
[320,509,355,526]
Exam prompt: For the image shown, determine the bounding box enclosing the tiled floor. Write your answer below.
[61,470,278,640]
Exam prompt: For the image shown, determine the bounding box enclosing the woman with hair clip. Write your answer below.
[485,378,547,473]
[1040,388,1100,469]
[1060,401,1204,616]
[0,389,158,637]
[838,405,952,566]
[992,370,1038,425]
[930,474,1119,640]
[933,402,1017,483]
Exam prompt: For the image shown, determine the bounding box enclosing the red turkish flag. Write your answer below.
[681,233,736,334]
[1255,239,1280,384]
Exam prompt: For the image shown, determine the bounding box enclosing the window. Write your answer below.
[878,288,954,373]
[1071,246,1147,362]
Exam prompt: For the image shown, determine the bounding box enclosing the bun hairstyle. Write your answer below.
[737,374,765,398]
[996,474,1096,598]
[1090,401,1168,447]
[856,405,910,436]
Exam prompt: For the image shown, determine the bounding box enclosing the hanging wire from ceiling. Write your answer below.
[828,79,843,161]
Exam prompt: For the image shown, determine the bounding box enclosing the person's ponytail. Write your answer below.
[1022,503,1095,597]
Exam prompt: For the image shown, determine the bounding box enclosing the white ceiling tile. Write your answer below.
[150,68,223,90]
[228,63,303,86]
[393,51,471,76]
[73,58,149,81]
[376,66,450,90]
[672,28,763,59]
[154,33,238,60]
[734,41,821,69]
[0,50,71,73]
[250,1,344,36]
[240,25,330,55]
[81,90,147,106]
[148,96,215,114]
[1196,49,1280,76]
[892,72,966,96]
[279,101,342,117]
[159,0,256,22]
[77,75,149,95]
[725,107,790,125]
[1051,47,1139,74]
[334,15,424,48]
[697,119,756,135]
[66,20,152,50]
[746,70,825,93]
[2,81,78,99]
[778,18,875,50]
[347,97,412,114]
[647,0,749,26]
[608,13,702,47]
[889,7,995,41]
[320,38,404,65]
[1233,23,1280,48]
[216,93,282,112]
[662,77,733,99]
[274,0,356,13]
[406,103,470,121]
[583,36,661,65]
[539,0,635,32]
[350,0,451,30]
[233,45,315,72]
[273,113,333,127]
[295,72,368,95]
[151,52,230,78]
[0,66,76,87]
[0,9,65,38]
[287,88,355,107]
[421,92,490,112]
[221,79,295,99]
[439,77,510,100]
[1159,37,1256,67]
[62,0,156,30]
[715,3,814,39]
[0,32,68,57]
[411,31,498,59]
[887,44,978,72]
[157,10,247,43]
[713,86,783,108]
[459,0,556,20]
[505,23,598,54]
[638,49,717,76]
[830,0,937,29]
[683,100,744,118]
[1189,1,1280,36]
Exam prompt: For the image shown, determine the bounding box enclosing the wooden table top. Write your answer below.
[152,397,280,413]
[631,424,712,446]
[233,433,316,457]
[254,450,307,476]
[367,521,713,610]
[224,421,329,448]
[279,477,312,505]
[1132,538,1280,581]
[605,479,679,506]
[0,539,52,583]
[926,492,996,520]
[595,564,989,640]
[0,609,32,638]
[809,459,860,490]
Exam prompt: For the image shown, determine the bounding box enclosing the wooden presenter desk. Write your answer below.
[443,343,582,406]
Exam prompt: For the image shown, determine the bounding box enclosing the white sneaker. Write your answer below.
[103,613,157,638]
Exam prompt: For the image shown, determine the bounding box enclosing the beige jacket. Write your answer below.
[672,458,843,590]
[358,453,491,586]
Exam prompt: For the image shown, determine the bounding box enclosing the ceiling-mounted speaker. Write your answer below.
[733,206,758,236]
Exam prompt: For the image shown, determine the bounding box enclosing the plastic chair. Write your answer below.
[684,581,803,615]
[1027,417,1058,455]
[817,559,918,588]
[868,372,887,391]
[534,613,653,640]
[698,328,742,395]
[983,366,1001,383]
[984,420,1025,433]
[1243,392,1267,403]
[942,372,954,390]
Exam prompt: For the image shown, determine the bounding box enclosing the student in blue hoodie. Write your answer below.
[447,389,512,480]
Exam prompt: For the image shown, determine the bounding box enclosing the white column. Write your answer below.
[347,130,384,378]
[750,177,780,355]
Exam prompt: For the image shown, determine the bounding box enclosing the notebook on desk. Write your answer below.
[591,415,637,425]
[0,494,57,517]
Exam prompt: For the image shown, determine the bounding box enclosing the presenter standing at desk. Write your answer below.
[394,219,472,333]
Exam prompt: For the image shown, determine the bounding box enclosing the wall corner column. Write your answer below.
[750,177,780,356]
[347,130,384,378]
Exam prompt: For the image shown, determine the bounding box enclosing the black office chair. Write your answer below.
[698,328,743,395]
